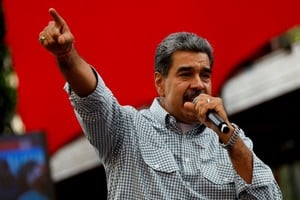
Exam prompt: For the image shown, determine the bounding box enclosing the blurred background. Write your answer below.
[1,0,300,199]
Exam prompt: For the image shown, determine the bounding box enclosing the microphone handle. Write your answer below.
[192,97,229,134]
[207,111,230,134]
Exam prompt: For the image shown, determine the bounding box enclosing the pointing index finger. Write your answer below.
[49,8,65,27]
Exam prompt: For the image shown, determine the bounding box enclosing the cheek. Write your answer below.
[206,83,212,94]
[166,79,188,99]
[176,81,189,92]
[170,84,188,102]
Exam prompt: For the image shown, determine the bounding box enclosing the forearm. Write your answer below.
[235,150,283,199]
[229,137,253,184]
[57,47,97,97]
[218,124,253,183]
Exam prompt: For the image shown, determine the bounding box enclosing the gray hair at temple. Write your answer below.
[155,32,214,77]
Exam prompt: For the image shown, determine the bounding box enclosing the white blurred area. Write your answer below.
[223,41,300,115]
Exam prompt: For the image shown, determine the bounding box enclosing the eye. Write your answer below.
[200,71,211,82]
[202,72,211,78]
[179,72,192,77]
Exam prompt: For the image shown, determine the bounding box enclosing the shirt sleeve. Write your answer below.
[234,129,283,199]
[63,67,132,164]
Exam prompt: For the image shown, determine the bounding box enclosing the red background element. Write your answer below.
[2,0,300,154]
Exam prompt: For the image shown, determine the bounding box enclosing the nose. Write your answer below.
[191,75,205,89]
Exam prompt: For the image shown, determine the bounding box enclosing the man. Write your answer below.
[39,8,282,199]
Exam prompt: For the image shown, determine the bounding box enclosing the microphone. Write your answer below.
[193,97,230,134]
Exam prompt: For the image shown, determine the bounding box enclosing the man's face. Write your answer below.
[155,51,212,124]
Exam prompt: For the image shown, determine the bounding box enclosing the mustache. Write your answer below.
[183,90,204,102]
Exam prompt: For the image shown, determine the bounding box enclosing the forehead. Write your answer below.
[171,51,210,67]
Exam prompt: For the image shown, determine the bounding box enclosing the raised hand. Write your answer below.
[39,8,74,57]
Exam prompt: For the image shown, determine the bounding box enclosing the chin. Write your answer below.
[184,116,199,124]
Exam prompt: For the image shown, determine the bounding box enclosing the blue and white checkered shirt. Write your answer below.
[66,70,282,200]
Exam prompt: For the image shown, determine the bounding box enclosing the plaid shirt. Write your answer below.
[66,71,282,200]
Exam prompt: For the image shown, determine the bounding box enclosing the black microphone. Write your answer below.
[193,98,230,134]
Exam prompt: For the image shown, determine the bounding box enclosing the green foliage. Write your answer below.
[0,1,17,134]
[286,26,300,43]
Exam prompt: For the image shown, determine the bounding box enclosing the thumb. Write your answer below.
[57,33,74,45]
[183,101,195,112]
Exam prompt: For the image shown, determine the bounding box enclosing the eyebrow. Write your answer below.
[177,66,193,73]
[176,66,212,74]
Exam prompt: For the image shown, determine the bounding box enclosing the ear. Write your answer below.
[154,72,165,97]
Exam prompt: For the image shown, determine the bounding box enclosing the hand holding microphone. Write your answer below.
[193,96,230,134]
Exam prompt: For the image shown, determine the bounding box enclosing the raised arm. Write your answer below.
[39,8,96,97]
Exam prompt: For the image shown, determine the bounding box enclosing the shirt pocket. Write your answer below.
[139,141,179,173]
[202,163,235,185]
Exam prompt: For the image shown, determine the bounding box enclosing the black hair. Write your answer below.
[155,32,214,76]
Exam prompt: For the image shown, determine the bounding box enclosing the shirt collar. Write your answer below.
[149,97,205,134]
[149,97,169,127]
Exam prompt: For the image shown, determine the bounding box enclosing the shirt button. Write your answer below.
[223,178,229,182]
[184,158,190,162]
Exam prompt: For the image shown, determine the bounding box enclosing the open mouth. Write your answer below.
[183,90,203,103]
[183,96,195,103]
